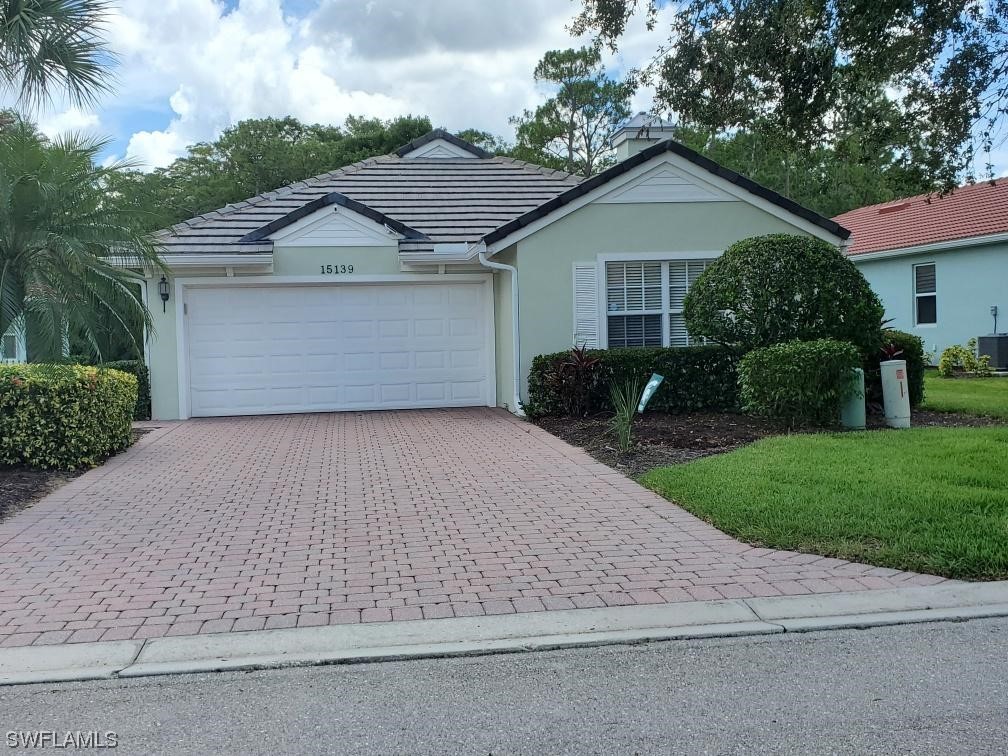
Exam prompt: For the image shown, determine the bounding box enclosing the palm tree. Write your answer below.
[0,0,113,108]
[0,119,164,360]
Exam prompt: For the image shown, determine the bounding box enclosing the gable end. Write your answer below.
[596,163,733,204]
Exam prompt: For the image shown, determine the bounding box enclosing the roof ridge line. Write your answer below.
[495,155,580,182]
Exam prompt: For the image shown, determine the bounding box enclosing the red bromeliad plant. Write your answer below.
[546,345,602,416]
[880,342,905,361]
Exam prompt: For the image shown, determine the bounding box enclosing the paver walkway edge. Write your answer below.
[2,581,1006,686]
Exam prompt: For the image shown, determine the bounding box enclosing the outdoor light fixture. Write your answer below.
[158,276,170,313]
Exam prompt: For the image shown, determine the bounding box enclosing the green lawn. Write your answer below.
[922,372,1008,418]
[640,427,1008,580]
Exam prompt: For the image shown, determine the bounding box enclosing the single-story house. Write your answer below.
[125,122,849,419]
[835,182,1008,361]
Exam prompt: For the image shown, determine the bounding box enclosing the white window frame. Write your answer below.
[596,252,721,349]
[1,321,27,364]
[912,262,937,328]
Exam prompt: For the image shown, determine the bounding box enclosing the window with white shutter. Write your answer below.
[572,262,600,348]
[600,258,715,348]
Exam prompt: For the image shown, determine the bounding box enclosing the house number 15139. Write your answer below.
[320,264,354,274]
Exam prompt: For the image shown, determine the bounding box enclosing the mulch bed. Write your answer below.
[537,409,1006,478]
[0,427,152,524]
[0,466,82,523]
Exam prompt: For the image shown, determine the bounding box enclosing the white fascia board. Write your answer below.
[398,242,477,264]
[848,232,1008,262]
[160,253,274,269]
[485,152,846,254]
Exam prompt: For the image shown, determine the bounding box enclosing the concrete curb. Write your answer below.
[2,581,1007,686]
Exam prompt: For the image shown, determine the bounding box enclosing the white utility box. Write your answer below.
[880,359,911,429]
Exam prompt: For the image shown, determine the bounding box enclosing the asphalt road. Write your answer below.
[2,618,1006,755]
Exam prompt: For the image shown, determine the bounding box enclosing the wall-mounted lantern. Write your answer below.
[159,276,170,313]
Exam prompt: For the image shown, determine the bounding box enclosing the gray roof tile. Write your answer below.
[156,154,581,254]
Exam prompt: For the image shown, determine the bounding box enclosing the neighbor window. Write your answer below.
[1,333,16,362]
[913,263,937,325]
[606,259,714,347]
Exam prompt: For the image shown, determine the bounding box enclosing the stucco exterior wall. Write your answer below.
[854,242,1008,361]
[511,201,827,402]
[272,244,402,276]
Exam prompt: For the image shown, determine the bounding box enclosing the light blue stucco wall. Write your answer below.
[854,242,1008,362]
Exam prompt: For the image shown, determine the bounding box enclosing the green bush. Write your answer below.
[938,338,993,378]
[103,359,151,420]
[684,234,885,357]
[526,345,740,417]
[864,329,926,408]
[738,339,862,427]
[0,364,138,469]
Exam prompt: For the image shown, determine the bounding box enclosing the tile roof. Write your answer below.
[834,180,1008,256]
[156,154,581,254]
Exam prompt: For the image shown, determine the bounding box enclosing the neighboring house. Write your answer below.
[0,323,26,364]
[143,125,848,420]
[836,182,1008,361]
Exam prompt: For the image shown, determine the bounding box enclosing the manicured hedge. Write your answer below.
[0,364,138,469]
[103,359,151,420]
[864,329,926,409]
[526,345,741,417]
[738,339,862,427]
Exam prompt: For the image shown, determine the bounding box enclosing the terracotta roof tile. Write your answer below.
[834,181,1008,256]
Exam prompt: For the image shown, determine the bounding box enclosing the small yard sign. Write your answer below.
[637,373,664,413]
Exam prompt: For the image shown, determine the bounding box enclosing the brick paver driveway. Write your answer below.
[0,410,949,647]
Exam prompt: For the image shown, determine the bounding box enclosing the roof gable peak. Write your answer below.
[394,129,491,159]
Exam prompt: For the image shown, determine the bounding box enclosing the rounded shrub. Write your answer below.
[0,364,138,469]
[684,234,885,357]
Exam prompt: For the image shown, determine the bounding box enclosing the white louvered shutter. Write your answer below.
[573,262,599,348]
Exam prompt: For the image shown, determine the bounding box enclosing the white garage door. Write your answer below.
[184,281,493,417]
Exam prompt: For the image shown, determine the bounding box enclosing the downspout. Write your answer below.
[473,243,523,415]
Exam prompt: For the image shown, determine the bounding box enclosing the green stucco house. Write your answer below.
[140,120,849,420]
[836,182,1008,364]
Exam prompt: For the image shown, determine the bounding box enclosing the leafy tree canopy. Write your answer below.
[106,115,436,231]
[510,46,632,176]
[673,123,933,218]
[572,0,1008,189]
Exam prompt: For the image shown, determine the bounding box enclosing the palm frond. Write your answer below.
[0,118,164,360]
[0,0,115,109]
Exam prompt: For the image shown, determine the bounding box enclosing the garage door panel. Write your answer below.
[186,282,490,416]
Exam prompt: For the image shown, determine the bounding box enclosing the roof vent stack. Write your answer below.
[610,113,678,162]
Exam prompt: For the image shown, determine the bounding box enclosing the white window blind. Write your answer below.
[602,258,715,348]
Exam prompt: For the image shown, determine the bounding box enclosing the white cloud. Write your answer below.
[106,0,415,168]
[50,0,675,170]
[36,107,101,138]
